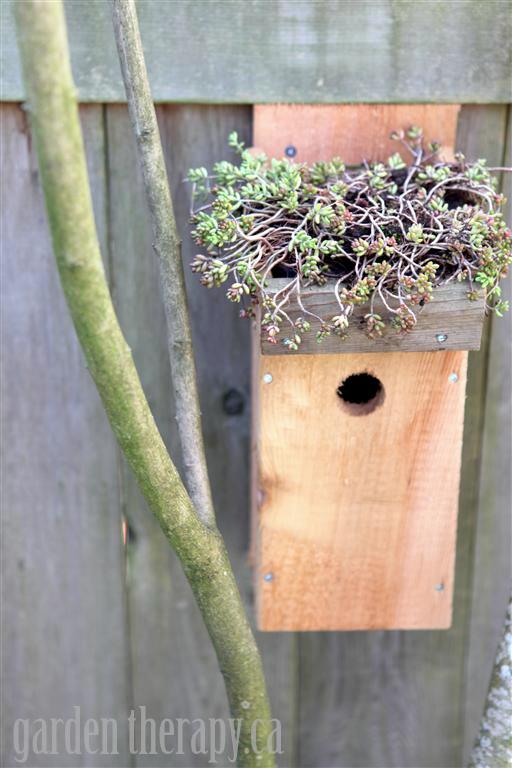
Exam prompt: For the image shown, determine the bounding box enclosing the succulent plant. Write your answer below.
[188,128,511,351]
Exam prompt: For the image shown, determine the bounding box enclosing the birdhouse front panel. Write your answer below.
[254,349,467,630]
[251,104,478,631]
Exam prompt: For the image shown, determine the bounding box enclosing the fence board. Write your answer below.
[259,282,485,355]
[106,104,298,766]
[2,97,510,768]
[297,105,510,768]
[0,104,130,766]
[2,0,512,104]
[462,106,512,762]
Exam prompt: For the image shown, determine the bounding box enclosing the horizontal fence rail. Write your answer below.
[2,0,512,103]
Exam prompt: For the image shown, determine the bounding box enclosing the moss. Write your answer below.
[14,2,274,765]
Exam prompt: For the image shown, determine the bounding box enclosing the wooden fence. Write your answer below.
[1,2,511,766]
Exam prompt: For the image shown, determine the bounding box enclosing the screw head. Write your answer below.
[284,145,297,158]
[435,582,445,592]
[448,373,459,383]
[436,333,448,343]
[263,572,274,582]
[262,373,273,384]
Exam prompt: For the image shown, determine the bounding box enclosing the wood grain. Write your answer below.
[260,281,485,355]
[3,1,511,103]
[2,95,510,768]
[297,103,510,768]
[253,103,466,632]
[462,106,512,762]
[256,350,467,630]
[254,105,461,164]
[106,104,298,766]
[0,105,130,767]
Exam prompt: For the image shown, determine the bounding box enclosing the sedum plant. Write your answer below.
[188,128,511,351]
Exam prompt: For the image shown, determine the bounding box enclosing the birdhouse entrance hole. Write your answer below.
[337,372,384,416]
[252,103,476,631]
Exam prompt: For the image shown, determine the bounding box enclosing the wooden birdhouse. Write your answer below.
[251,105,486,631]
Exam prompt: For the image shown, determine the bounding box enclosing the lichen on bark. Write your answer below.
[14,2,274,765]
[469,597,512,768]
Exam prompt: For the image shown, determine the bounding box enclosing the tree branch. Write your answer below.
[468,595,512,768]
[14,3,274,765]
[112,0,215,529]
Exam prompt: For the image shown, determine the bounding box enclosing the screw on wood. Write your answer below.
[263,572,274,582]
[448,372,459,383]
[436,333,448,343]
[262,373,273,384]
[284,145,297,157]
[435,582,445,592]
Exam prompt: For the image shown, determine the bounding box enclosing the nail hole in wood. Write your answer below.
[222,388,245,416]
[336,372,384,416]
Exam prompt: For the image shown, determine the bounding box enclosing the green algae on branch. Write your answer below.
[14,1,275,765]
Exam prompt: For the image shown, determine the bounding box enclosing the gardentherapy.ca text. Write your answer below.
[12,706,283,764]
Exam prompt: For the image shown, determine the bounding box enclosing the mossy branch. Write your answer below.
[14,3,274,765]
[468,596,512,768]
[112,0,215,528]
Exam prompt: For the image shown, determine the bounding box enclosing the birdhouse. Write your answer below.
[251,105,486,631]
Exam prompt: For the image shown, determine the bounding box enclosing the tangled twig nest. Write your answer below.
[188,128,511,351]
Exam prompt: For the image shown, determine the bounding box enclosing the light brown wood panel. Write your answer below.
[253,104,460,163]
[257,350,467,630]
[253,103,464,631]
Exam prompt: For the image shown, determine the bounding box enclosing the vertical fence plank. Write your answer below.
[462,106,512,761]
[106,104,297,766]
[158,106,299,765]
[297,105,509,768]
[1,104,130,766]
[4,97,508,768]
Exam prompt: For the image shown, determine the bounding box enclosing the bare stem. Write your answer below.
[14,3,275,765]
[112,0,215,528]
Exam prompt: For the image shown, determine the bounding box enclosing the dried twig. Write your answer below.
[112,0,215,528]
[15,3,275,765]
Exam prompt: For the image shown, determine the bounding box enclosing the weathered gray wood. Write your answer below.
[297,105,510,768]
[106,104,298,766]
[463,106,512,763]
[2,94,510,768]
[261,281,485,355]
[3,0,512,104]
[0,104,130,766]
